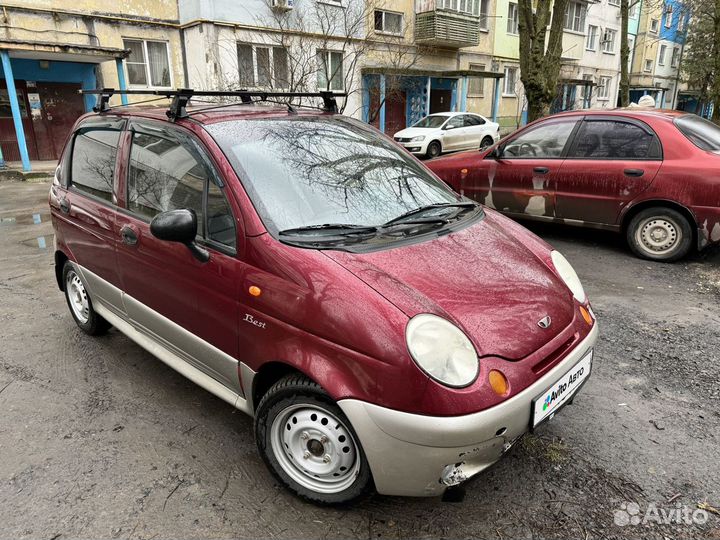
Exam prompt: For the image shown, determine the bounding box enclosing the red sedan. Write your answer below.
[427,109,720,261]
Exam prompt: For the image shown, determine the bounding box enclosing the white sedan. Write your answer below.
[393,112,500,159]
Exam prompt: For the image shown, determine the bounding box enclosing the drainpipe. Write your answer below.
[379,74,386,134]
[460,76,468,112]
[0,50,31,172]
[491,77,501,122]
[425,76,431,116]
[115,58,129,105]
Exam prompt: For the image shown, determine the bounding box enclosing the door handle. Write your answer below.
[624,168,644,177]
[59,197,71,214]
[120,225,138,246]
[533,166,550,174]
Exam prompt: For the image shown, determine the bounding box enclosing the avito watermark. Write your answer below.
[614,501,709,527]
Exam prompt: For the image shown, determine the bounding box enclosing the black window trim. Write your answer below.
[564,115,664,161]
[66,116,127,207]
[123,119,238,257]
[490,116,584,160]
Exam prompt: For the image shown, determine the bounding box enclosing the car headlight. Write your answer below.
[406,314,479,387]
[410,135,426,142]
[551,251,586,303]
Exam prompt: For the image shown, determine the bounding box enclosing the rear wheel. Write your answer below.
[480,136,494,150]
[626,207,693,262]
[426,141,442,159]
[254,374,373,505]
[62,262,111,335]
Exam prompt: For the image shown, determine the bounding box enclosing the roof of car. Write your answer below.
[86,103,337,126]
[552,108,689,121]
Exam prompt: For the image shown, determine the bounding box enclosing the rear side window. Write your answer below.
[675,114,720,151]
[569,120,661,159]
[464,115,484,126]
[127,125,236,251]
[70,124,122,202]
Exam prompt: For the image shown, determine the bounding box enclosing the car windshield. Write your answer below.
[674,114,720,151]
[412,115,448,129]
[206,116,464,235]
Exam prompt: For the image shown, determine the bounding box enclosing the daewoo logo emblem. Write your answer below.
[537,316,552,329]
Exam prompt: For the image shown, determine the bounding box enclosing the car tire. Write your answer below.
[255,374,373,505]
[62,261,111,335]
[480,136,494,150]
[626,207,693,262]
[426,141,442,159]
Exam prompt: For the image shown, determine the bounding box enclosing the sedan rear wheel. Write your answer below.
[626,208,693,262]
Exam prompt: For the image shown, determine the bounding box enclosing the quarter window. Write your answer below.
[502,120,578,158]
[569,120,660,159]
[123,39,171,88]
[127,126,236,250]
[70,123,122,202]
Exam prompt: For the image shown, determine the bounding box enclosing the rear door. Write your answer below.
[114,121,243,393]
[465,117,580,217]
[462,114,485,149]
[52,117,125,312]
[556,117,662,225]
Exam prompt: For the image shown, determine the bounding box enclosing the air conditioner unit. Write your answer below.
[271,0,294,11]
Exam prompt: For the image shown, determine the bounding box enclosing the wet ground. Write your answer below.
[1,180,719,540]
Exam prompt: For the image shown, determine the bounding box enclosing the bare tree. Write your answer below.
[518,0,571,121]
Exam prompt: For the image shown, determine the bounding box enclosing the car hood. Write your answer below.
[394,126,438,138]
[323,213,575,360]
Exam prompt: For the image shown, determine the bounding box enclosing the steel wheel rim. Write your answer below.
[636,216,682,255]
[270,404,360,494]
[66,270,90,324]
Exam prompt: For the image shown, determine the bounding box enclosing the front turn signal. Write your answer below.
[579,305,593,326]
[489,369,509,397]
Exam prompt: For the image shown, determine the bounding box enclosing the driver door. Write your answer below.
[441,115,466,152]
[468,117,580,218]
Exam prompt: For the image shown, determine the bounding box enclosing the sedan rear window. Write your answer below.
[674,114,720,151]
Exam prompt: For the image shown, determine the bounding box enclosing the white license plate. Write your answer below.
[532,349,593,427]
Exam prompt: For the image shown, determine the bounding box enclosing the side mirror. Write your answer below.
[487,146,503,159]
[444,124,455,130]
[150,209,209,263]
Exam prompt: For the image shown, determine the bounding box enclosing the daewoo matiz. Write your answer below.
[50,89,598,505]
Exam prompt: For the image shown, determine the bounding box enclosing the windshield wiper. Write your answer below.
[382,202,478,227]
[278,223,378,238]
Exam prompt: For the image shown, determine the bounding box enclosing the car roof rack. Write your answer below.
[79,88,346,121]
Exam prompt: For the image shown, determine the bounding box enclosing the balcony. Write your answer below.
[414,8,481,48]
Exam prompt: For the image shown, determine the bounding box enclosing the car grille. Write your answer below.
[394,137,412,143]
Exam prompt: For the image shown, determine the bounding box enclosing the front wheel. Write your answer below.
[254,374,373,505]
[426,141,442,159]
[626,207,693,262]
[62,262,111,335]
[480,136,494,150]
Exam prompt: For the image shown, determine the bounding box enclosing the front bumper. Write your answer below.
[339,323,598,497]
[395,139,429,155]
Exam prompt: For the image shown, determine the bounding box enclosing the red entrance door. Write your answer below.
[36,83,86,160]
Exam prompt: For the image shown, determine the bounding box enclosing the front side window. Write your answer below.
[445,115,465,129]
[206,117,465,237]
[317,50,344,91]
[123,39,171,88]
[126,126,236,249]
[503,120,578,158]
[569,120,660,159]
[412,115,448,128]
[675,114,720,151]
[507,2,519,34]
[70,123,123,202]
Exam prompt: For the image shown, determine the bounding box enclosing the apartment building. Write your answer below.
[0,1,184,170]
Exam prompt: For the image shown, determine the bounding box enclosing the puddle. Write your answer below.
[0,212,51,226]
[20,234,54,250]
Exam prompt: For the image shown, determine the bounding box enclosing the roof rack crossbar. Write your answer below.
[79,89,346,117]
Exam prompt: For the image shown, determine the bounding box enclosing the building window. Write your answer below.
[507,2,519,34]
[677,13,685,33]
[580,74,593,98]
[237,44,289,89]
[601,29,617,53]
[627,36,635,69]
[658,44,667,65]
[608,0,619,6]
[597,76,611,99]
[664,3,673,28]
[317,50,344,91]
[503,66,518,96]
[644,59,653,72]
[438,0,481,15]
[479,0,490,29]
[468,63,485,96]
[123,39,171,88]
[671,46,680,67]
[629,2,639,18]
[650,18,659,33]
[374,10,403,35]
[586,25,598,50]
[564,2,586,33]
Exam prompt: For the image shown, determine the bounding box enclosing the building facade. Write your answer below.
[0,0,184,170]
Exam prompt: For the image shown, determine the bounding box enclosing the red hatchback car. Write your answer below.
[50,90,597,504]
[428,109,720,261]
